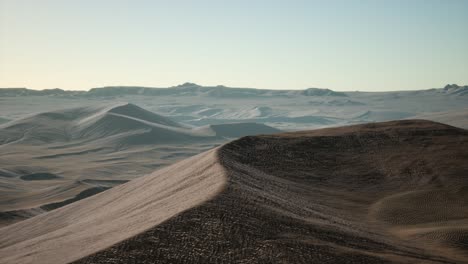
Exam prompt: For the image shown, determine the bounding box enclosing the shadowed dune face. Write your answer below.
[72,120,468,264]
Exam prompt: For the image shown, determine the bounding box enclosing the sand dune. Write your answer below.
[1,120,467,263]
[2,84,468,132]
[0,103,279,225]
[0,149,226,264]
[0,103,196,145]
[0,102,279,146]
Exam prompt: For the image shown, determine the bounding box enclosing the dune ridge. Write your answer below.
[0,103,280,146]
[1,120,467,263]
[76,120,468,263]
[0,148,226,264]
[0,103,279,223]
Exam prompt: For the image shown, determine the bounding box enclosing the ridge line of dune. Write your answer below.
[1,120,467,264]
[0,147,228,264]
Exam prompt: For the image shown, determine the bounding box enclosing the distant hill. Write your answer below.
[1,83,466,98]
[440,84,468,96]
[0,88,83,96]
[1,83,349,98]
[301,87,347,96]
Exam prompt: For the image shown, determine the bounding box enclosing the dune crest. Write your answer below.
[0,103,280,146]
[77,120,468,263]
[1,120,467,264]
[0,148,226,264]
[0,103,279,223]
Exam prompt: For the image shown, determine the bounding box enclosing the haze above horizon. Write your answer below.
[1,0,467,91]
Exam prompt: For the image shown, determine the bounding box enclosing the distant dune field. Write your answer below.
[0,103,280,226]
[1,120,467,263]
[1,84,468,131]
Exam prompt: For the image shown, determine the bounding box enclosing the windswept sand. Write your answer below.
[0,149,226,264]
[0,103,279,226]
[1,120,467,263]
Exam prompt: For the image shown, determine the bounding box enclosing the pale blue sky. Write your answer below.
[1,0,467,91]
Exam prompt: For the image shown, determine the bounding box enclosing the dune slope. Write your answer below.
[77,120,468,264]
[0,149,226,264]
[0,102,199,145]
[0,103,280,225]
[1,120,467,263]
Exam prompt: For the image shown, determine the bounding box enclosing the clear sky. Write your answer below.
[1,0,467,91]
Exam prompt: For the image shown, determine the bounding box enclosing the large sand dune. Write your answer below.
[1,120,467,263]
[0,102,280,145]
[0,149,226,264]
[0,104,279,225]
[0,103,204,145]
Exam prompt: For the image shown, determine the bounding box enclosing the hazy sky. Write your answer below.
[1,0,467,91]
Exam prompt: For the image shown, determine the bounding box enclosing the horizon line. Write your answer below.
[0,82,464,93]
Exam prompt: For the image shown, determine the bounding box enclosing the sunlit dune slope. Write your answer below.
[0,103,279,224]
[1,120,467,264]
[0,149,226,264]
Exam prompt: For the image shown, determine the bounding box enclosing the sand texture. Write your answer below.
[0,103,279,226]
[1,120,467,263]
